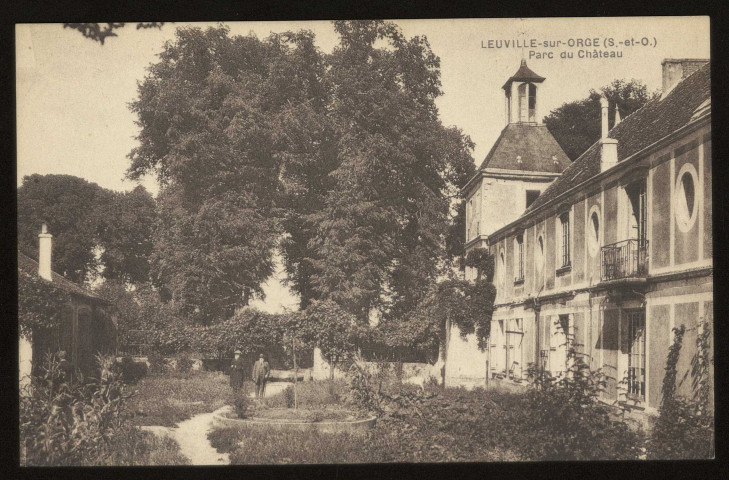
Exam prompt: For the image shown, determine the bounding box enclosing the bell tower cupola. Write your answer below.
[503,60,546,125]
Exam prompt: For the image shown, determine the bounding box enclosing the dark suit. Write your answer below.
[252,359,270,397]
[230,357,245,390]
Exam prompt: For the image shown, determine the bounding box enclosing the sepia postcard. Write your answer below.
[16,17,713,467]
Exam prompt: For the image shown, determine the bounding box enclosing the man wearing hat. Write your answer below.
[229,349,245,391]
[252,353,270,398]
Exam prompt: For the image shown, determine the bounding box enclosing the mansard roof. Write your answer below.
[523,61,710,216]
[478,123,571,173]
[502,60,546,91]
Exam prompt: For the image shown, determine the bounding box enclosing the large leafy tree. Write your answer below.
[18,174,156,285]
[544,79,658,161]
[92,185,156,285]
[127,26,311,324]
[18,174,108,283]
[308,21,476,324]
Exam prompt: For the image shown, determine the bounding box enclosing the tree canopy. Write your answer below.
[18,174,155,286]
[544,79,658,161]
[128,22,476,326]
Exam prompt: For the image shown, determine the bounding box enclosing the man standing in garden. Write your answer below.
[230,350,245,391]
[252,353,270,397]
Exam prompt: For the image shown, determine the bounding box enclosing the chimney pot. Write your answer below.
[38,224,53,281]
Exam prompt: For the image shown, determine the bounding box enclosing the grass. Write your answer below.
[127,370,236,427]
[261,379,349,409]
[210,426,382,464]
[105,428,190,466]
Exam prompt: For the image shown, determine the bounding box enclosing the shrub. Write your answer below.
[233,394,252,419]
[176,353,194,374]
[118,356,148,384]
[146,351,168,375]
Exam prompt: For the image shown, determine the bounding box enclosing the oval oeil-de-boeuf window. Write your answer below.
[675,164,699,232]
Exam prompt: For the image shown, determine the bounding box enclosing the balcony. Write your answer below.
[601,239,648,282]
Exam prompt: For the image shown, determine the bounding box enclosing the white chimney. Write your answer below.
[38,223,52,281]
[614,106,622,126]
[599,95,618,172]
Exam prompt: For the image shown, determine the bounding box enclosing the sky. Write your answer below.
[16,17,710,312]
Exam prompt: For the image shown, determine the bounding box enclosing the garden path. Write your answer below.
[141,380,292,465]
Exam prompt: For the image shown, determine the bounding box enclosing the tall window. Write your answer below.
[499,251,505,286]
[626,310,646,400]
[559,212,571,268]
[506,318,524,380]
[627,180,647,244]
[550,314,570,377]
[515,235,524,282]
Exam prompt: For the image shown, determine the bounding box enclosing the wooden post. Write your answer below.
[292,337,298,410]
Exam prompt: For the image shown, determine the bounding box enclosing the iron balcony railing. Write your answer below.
[601,239,648,281]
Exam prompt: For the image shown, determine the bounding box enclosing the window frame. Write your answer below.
[558,211,571,270]
[514,234,524,284]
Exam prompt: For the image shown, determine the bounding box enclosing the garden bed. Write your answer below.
[127,371,235,427]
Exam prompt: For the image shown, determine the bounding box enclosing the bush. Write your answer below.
[176,353,194,374]
[233,394,252,419]
[118,356,148,384]
[519,354,643,460]
[147,351,168,375]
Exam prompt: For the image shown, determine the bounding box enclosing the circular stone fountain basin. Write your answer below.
[213,410,376,435]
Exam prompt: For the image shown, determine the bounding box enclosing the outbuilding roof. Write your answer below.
[18,251,106,303]
[478,123,571,173]
[523,61,710,216]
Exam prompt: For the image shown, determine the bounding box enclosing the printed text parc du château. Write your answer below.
[482,38,624,59]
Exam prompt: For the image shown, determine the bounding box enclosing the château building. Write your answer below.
[445,59,712,415]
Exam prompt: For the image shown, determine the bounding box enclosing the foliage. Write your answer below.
[521,352,643,460]
[91,186,156,285]
[20,352,133,465]
[129,26,290,324]
[117,357,148,384]
[544,79,658,161]
[126,371,231,427]
[146,351,169,376]
[18,175,155,286]
[18,268,71,340]
[295,300,359,367]
[176,353,194,374]
[63,23,164,45]
[308,21,476,323]
[191,308,289,362]
[647,323,714,459]
[18,174,107,283]
[233,392,252,419]
[464,247,494,282]
[383,277,495,357]
[262,380,348,410]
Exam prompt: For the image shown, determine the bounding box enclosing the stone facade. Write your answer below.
[446,59,712,416]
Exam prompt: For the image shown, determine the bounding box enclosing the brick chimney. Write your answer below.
[599,95,618,172]
[661,58,709,99]
[38,223,52,281]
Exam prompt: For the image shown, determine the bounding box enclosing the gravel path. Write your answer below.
[141,380,294,465]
